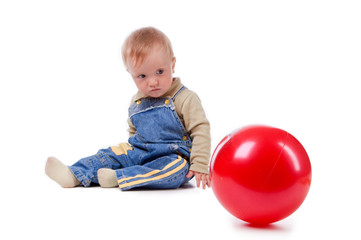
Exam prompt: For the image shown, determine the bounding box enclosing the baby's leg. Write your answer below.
[97,143,135,188]
[116,155,190,190]
[68,147,125,187]
[45,157,80,188]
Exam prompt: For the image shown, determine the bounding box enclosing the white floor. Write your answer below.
[4,172,360,240]
[1,1,360,239]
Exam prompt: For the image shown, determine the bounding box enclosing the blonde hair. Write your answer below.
[122,27,174,68]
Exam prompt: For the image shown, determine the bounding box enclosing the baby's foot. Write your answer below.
[98,168,118,188]
[45,157,80,188]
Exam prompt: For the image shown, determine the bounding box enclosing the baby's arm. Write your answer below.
[179,91,211,189]
[179,91,211,178]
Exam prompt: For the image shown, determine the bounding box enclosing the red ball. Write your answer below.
[210,126,312,224]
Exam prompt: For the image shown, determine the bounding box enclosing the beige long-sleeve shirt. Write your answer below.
[127,77,211,174]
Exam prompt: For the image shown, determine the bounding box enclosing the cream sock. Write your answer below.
[97,168,118,188]
[45,157,80,188]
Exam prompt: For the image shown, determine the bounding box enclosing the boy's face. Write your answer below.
[127,46,176,98]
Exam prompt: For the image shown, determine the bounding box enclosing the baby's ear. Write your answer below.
[172,57,176,73]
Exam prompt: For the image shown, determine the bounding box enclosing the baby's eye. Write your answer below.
[156,69,164,75]
[138,74,146,79]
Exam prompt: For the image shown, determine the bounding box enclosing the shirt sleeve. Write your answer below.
[127,96,137,138]
[176,90,211,174]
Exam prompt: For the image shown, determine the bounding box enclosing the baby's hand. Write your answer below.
[186,170,210,190]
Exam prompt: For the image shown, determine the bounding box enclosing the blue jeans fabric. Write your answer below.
[69,148,190,190]
[69,87,193,190]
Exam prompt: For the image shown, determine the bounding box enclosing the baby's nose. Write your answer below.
[149,76,159,87]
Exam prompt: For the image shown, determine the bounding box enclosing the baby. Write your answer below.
[45,27,211,190]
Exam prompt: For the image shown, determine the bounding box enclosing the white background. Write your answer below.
[1,0,360,239]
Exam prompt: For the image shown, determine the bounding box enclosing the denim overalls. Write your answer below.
[69,87,192,190]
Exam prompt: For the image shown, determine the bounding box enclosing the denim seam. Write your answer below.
[69,167,91,187]
[129,104,171,118]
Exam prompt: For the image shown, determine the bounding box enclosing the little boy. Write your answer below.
[45,27,211,190]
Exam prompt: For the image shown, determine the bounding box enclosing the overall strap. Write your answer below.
[171,86,187,101]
